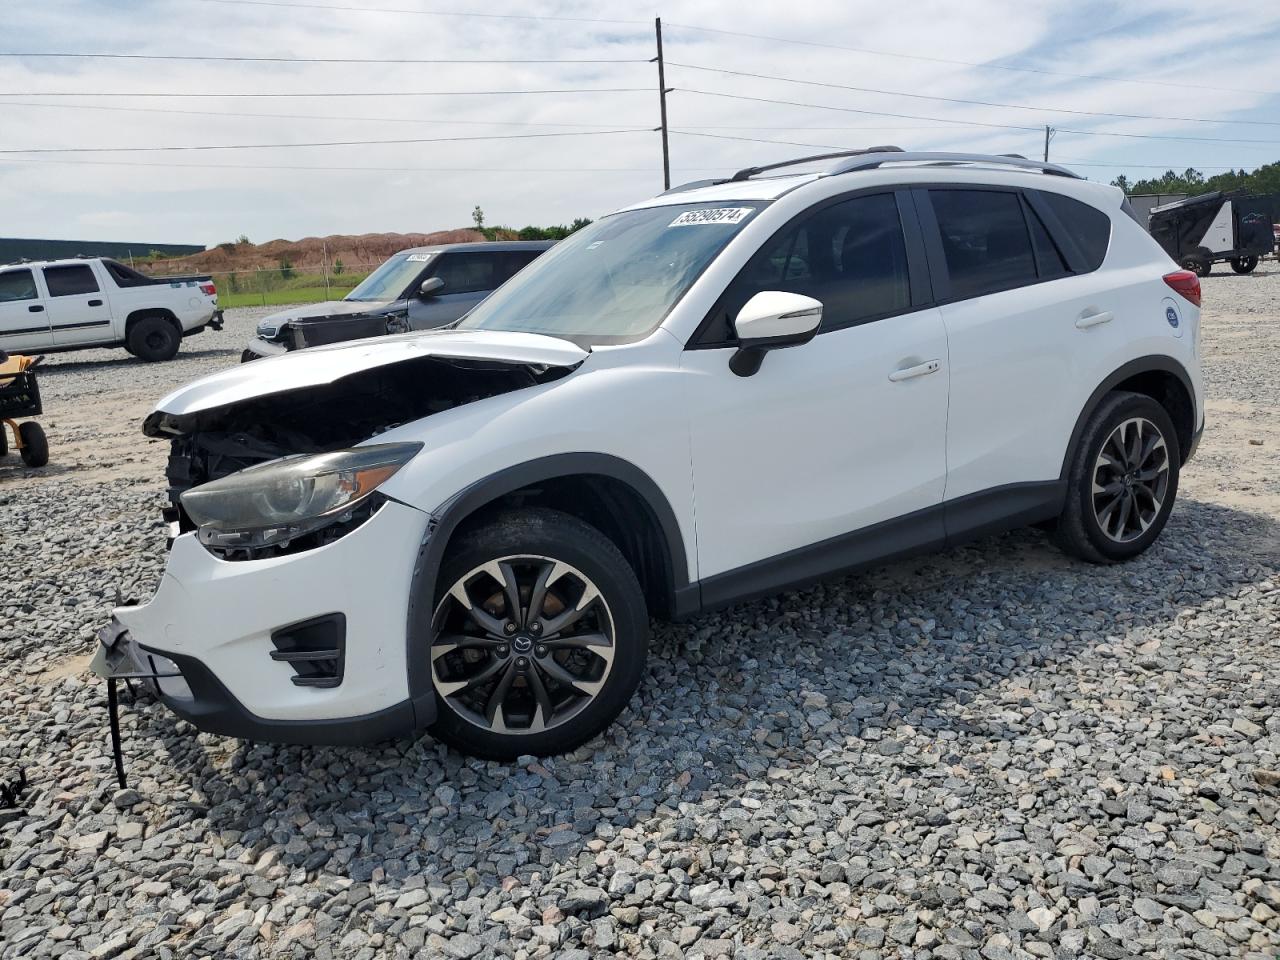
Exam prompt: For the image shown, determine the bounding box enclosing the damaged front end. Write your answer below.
[92,332,588,778]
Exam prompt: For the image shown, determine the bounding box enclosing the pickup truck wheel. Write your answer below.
[18,422,48,467]
[428,508,648,760]
[1230,255,1258,274]
[1053,391,1179,564]
[127,315,180,362]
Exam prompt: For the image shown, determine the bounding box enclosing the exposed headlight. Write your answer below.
[181,442,421,551]
[256,321,280,338]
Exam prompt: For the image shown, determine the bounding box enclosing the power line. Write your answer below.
[664,22,1279,96]
[0,88,651,98]
[0,99,646,128]
[0,100,943,132]
[677,89,1280,146]
[193,0,648,24]
[0,128,653,155]
[667,61,1280,128]
[672,130,846,151]
[0,51,647,64]
[0,156,718,173]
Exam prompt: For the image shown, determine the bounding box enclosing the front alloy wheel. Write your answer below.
[426,509,648,759]
[432,556,616,735]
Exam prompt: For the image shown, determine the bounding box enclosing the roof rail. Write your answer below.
[659,178,728,196]
[822,151,1081,179]
[729,145,904,183]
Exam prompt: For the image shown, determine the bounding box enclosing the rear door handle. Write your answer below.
[28,304,44,313]
[888,359,941,382]
[1075,310,1113,329]
[88,299,103,307]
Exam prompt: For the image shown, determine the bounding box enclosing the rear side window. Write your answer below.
[1026,204,1071,281]
[0,269,37,302]
[1040,192,1111,271]
[713,192,912,338]
[43,264,99,297]
[930,190,1037,300]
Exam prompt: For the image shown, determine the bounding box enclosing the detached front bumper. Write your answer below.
[242,336,289,361]
[93,498,436,745]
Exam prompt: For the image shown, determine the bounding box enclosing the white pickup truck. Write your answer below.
[0,257,223,361]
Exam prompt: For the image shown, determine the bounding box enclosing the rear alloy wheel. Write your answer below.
[1053,391,1180,563]
[1231,255,1258,274]
[428,510,647,759]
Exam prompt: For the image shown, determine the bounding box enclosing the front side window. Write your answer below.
[0,269,37,303]
[930,190,1037,300]
[433,253,499,295]
[709,192,911,341]
[458,202,765,344]
[43,264,99,297]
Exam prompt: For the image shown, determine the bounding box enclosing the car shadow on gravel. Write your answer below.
[115,495,1277,898]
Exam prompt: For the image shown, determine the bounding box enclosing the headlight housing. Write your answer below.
[181,442,421,553]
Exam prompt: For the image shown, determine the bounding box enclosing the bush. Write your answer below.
[333,258,345,275]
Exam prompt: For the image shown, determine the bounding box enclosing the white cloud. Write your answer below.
[1,0,1276,244]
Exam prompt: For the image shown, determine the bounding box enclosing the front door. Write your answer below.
[0,267,51,352]
[682,191,950,597]
[43,263,112,346]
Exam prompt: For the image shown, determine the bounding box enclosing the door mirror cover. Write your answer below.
[418,276,445,298]
[729,291,822,376]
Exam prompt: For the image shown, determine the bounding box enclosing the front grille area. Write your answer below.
[270,614,346,689]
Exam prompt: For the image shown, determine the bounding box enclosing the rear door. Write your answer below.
[920,186,1119,516]
[43,263,113,346]
[407,251,502,328]
[0,267,50,351]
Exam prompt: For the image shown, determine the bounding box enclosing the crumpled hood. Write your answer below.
[152,329,589,418]
[255,299,392,335]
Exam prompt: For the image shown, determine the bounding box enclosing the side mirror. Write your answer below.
[729,291,822,377]
[418,276,445,298]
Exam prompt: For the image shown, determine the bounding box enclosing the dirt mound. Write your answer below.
[147,229,487,276]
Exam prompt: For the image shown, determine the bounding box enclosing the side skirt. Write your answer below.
[688,480,1064,616]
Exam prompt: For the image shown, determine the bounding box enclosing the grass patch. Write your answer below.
[219,286,349,308]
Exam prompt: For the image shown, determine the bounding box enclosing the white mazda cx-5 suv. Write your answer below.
[96,149,1204,761]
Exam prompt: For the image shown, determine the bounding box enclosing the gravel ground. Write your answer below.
[2,274,1279,960]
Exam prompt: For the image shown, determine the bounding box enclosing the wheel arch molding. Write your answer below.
[403,453,693,710]
[1060,355,1197,480]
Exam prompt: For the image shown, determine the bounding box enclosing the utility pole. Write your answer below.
[1043,125,1056,163]
[653,17,671,191]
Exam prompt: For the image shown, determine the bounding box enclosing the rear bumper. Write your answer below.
[96,498,437,745]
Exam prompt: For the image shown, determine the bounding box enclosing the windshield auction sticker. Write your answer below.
[669,207,754,227]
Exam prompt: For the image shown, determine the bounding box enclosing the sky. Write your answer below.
[3,0,1280,246]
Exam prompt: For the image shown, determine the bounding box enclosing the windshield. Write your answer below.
[456,202,765,343]
[345,252,433,302]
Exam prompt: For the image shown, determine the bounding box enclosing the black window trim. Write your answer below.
[1017,192,1071,282]
[1023,189,1092,274]
[688,186,932,349]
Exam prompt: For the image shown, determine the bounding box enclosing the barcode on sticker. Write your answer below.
[406,253,432,262]
[669,207,754,227]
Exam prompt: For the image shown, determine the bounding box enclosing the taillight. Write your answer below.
[1163,270,1200,308]
[199,281,217,297]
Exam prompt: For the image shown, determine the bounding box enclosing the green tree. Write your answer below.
[472,205,485,229]
[333,257,345,275]
[279,255,294,280]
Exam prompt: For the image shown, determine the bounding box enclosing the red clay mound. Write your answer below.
[146,229,488,276]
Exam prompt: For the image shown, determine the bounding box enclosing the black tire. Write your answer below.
[1179,256,1211,277]
[240,350,259,363]
[1053,391,1180,564]
[0,423,8,457]
[428,508,648,760]
[1230,255,1258,274]
[126,315,181,362]
[18,421,48,467]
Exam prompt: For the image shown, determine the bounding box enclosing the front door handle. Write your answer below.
[88,299,103,307]
[1075,310,1113,329]
[28,304,44,313]
[888,359,941,382]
